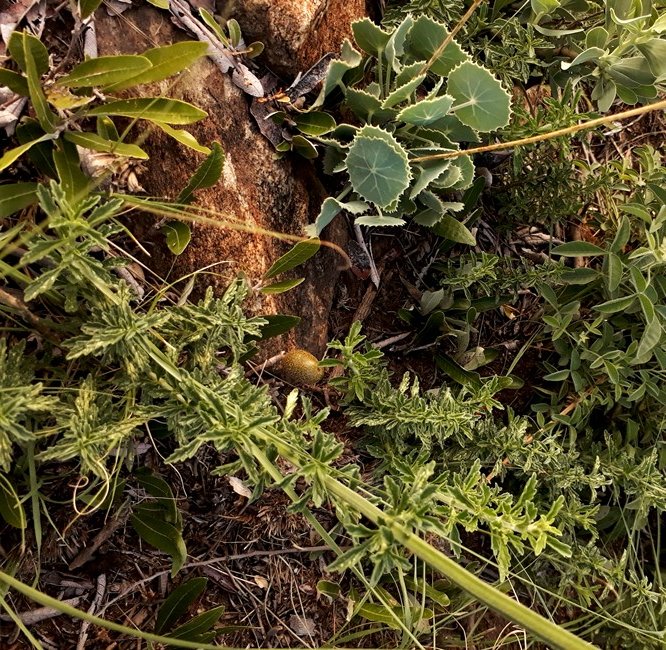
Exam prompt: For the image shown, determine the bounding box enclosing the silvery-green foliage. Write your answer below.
[307,15,512,240]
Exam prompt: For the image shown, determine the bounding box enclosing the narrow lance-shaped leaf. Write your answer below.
[64,132,149,159]
[103,41,210,92]
[0,183,39,218]
[57,56,152,88]
[86,98,207,125]
[177,142,224,204]
[264,239,321,279]
[0,68,29,96]
[0,133,55,173]
[152,122,211,154]
[155,578,208,634]
[130,510,187,578]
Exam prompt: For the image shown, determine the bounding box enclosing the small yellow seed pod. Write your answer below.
[278,349,324,385]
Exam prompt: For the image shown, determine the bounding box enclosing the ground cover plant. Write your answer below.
[0,0,665,649]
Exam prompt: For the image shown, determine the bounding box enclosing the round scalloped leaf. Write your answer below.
[406,15,469,77]
[450,154,475,190]
[352,18,390,56]
[397,94,454,126]
[447,62,511,132]
[345,126,410,208]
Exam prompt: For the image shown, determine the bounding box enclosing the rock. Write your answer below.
[95,5,347,357]
[226,0,369,77]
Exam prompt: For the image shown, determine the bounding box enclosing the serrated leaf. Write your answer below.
[153,122,211,154]
[0,68,28,95]
[551,241,606,256]
[131,511,187,578]
[386,15,413,71]
[406,15,468,76]
[345,88,395,123]
[162,221,192,255]
[8,31,49,76]
[354,214,405,227]
[0,182,39,218]
[260,278,305,294]
[448,62,511,132]
[352,18,390,56]
[58,56,152,88]
[0,474,26,529]
[177,142,224,204]
[382,73,426,108]
[156,578,208,634]
[345,125,410,208]
[306,197,369,237]
[395,60,426,87]
[314,40,363,106]
[86,98,207,124]
[294,112,336,136]
[450,154,474,190]
[64,131,148,159]
[409,160,451,198]
[398,94,454,126]
[103,42,210,91]
[265,239,320,279]
[434,214,476,244]
[79,0,104,18]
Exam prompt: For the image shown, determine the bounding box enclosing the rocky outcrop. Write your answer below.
[227,0,368,77]
[96,5,349,357]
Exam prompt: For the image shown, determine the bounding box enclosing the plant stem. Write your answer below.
[413,99,666,163]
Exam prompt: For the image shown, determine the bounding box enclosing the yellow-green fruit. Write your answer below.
[279,349,324,385]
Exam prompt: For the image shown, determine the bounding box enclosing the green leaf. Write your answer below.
[79,0,104,19]
[265,239,321,279]
[9,32,58,131]
[398,94,454,126]
[152,122,211,154]
[448,62,511,132]
[261,278,305,294]
[636,316,662,359]
[162,221,192,255]
[561,268,598,284]
[0,183,39,218]
[177,142,225,204]
[345,125,410,208]
[0,474,26,529]
[155,578,208,634]
[58,56,152,88]
[406,15,468,76]
[355,214,405,227]
[136,469,180,525]
[551,241,607,256]
[382,73,426,109]
[594,295,636,313]
[259,315,301,339]
[636,39,666,78]
[345,88,395,123]
[146,0,169,7]
[606,253,623,292]
[131,511,187,578]
[86,98,207,124]
[16,121,58,178]
[433,213,476,244]
[52,140,89,201]
[103,42,210,91]
[294,112,337,136]
[96,116,119,141]
[64,131,148,159]
[0,68,29,95]
[306,197,369,237]
[410,160,451,198]
[435,354,482,388]
[351,18,390,56]
[169,605,224,642]
[315,40,363,106]
[227,19,242,47]
[291,135,318,159]
[8,31,49,76]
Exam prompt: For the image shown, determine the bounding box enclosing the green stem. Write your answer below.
[322,478,599,650]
